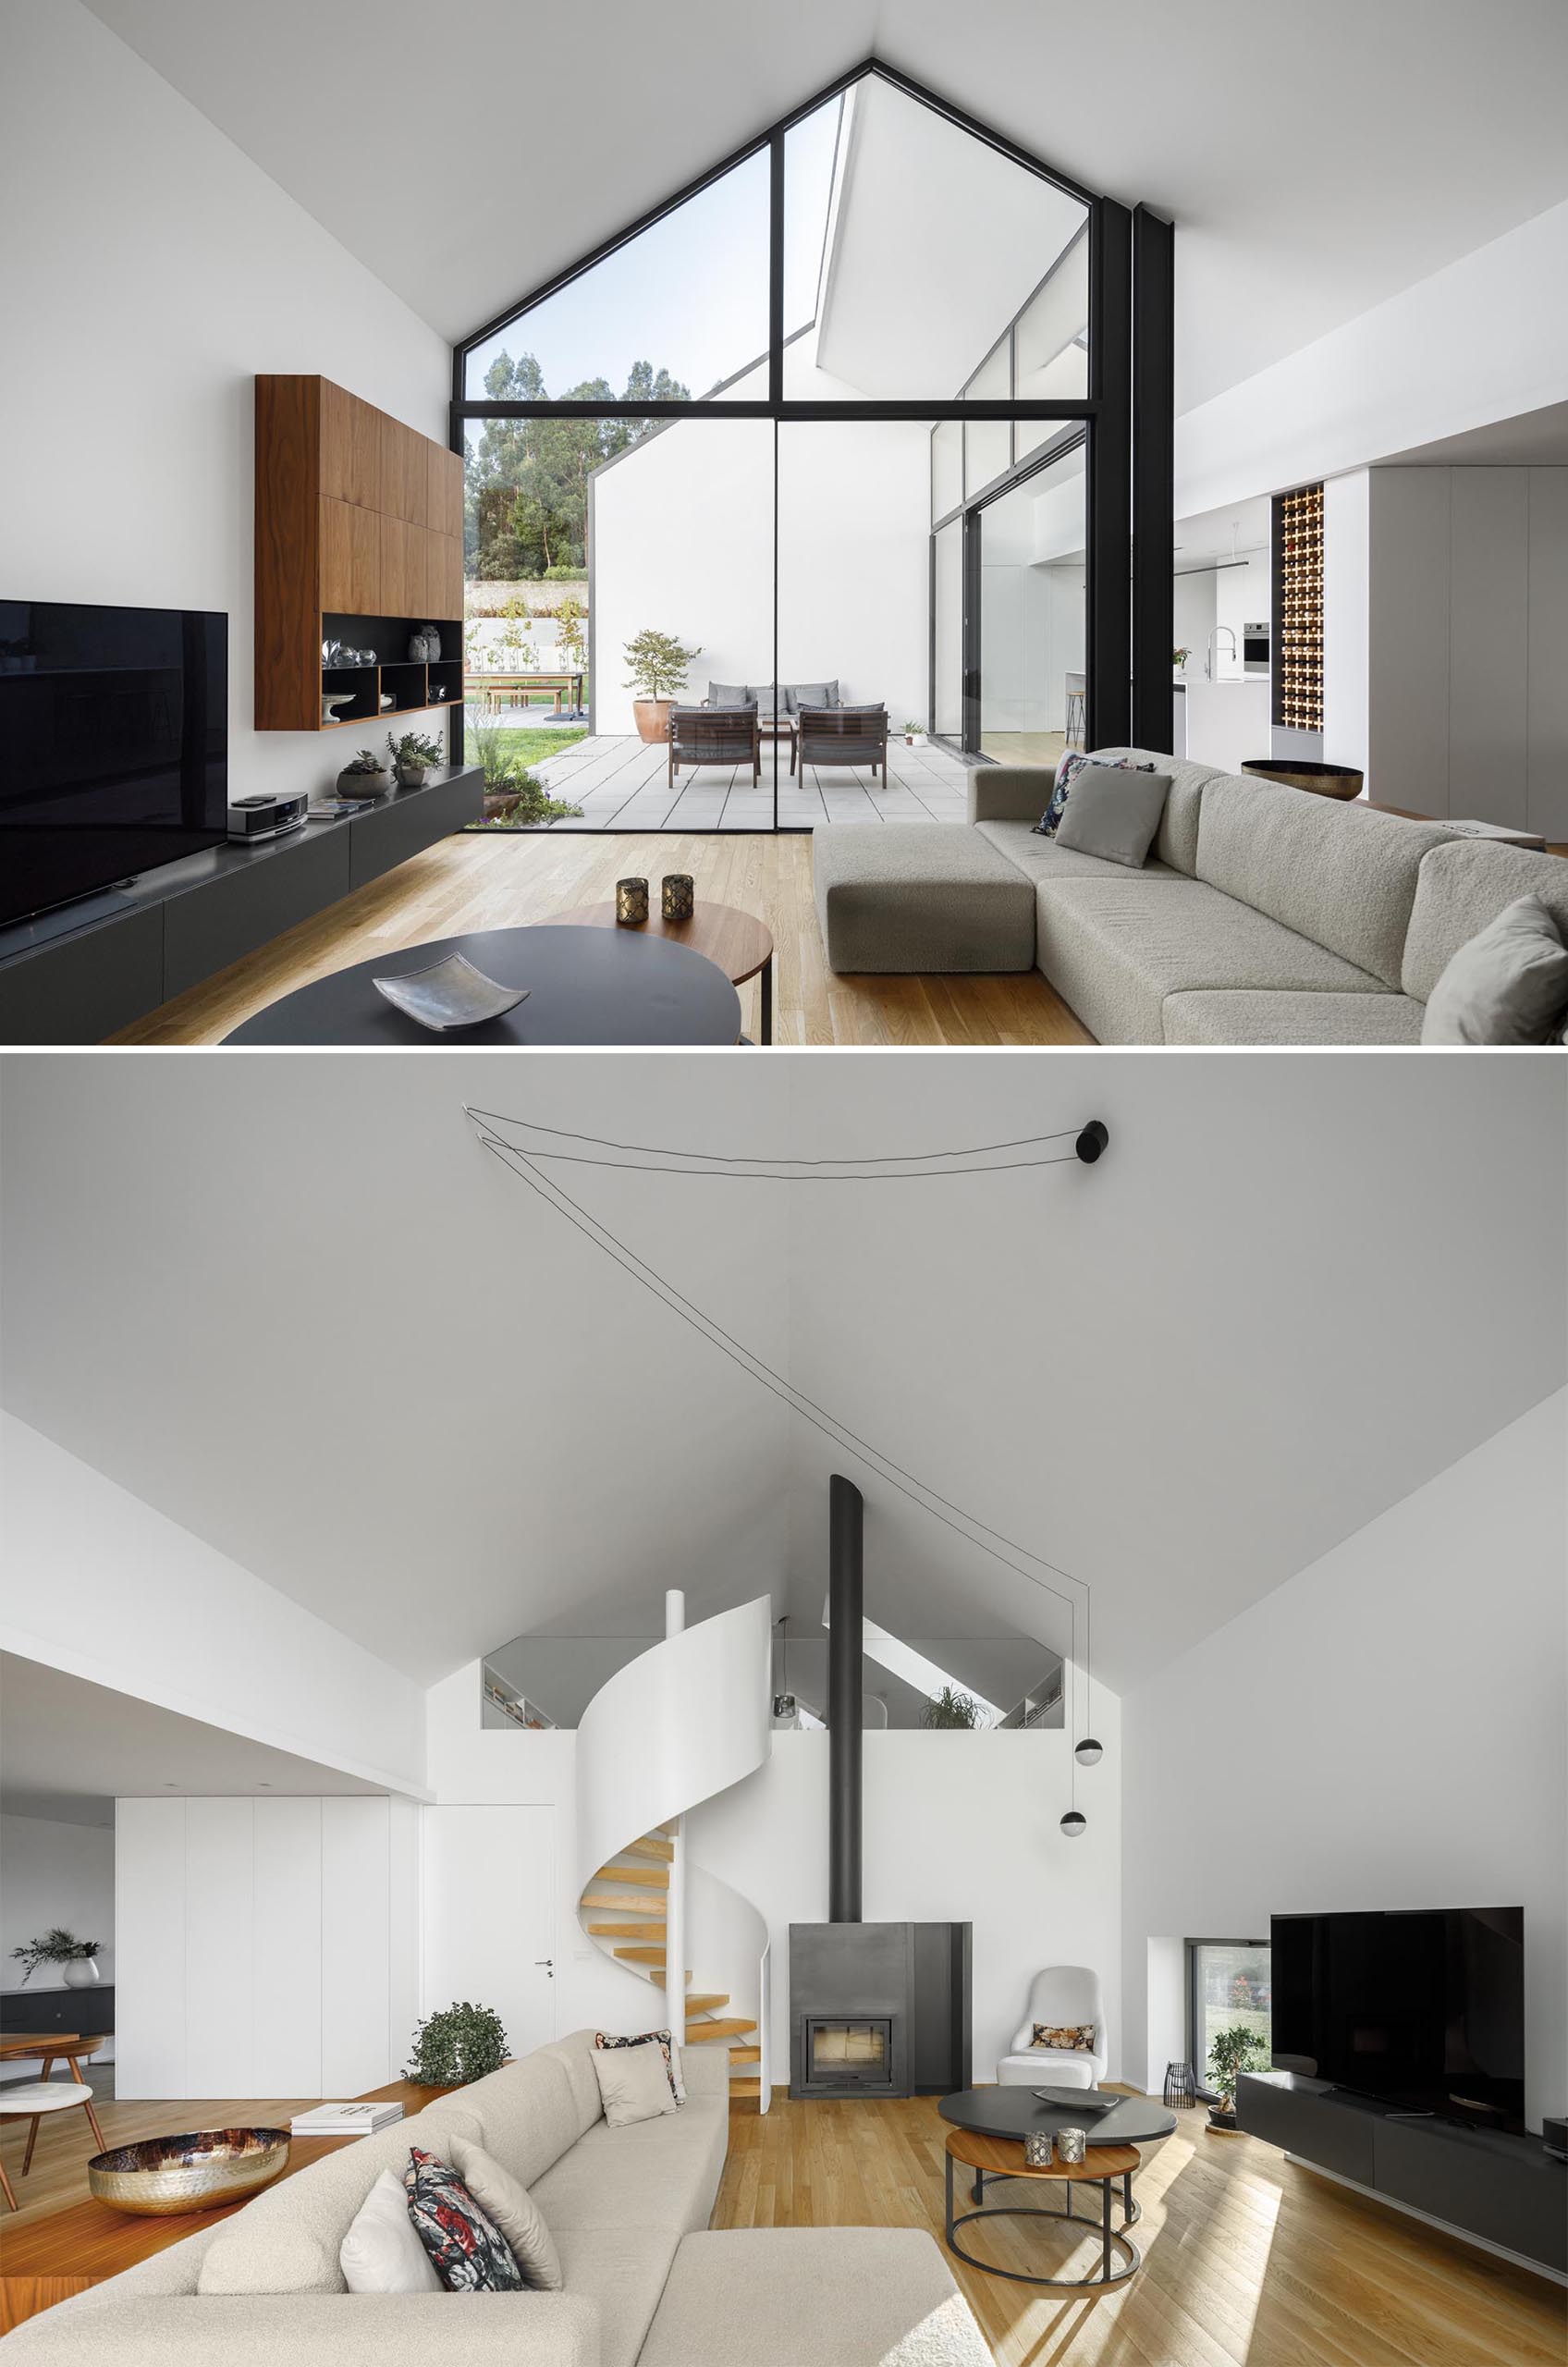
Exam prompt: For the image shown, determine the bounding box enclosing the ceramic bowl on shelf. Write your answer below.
[88,2128,291,2216]
[321,692,356,723]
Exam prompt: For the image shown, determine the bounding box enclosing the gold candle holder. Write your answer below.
[616,877,649,926]
[1023,2129,1053,2167]
[661,873,695,923]
[1056,2125,1087,2165]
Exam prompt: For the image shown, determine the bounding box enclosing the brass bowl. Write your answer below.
[88,2127,291,2216]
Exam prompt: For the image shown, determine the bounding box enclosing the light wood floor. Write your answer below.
[109,833,1091,1049]
[4,2081,1563,2361]
[713,2093,1566,2367]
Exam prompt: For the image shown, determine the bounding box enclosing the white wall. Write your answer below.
[1121,1393,1567,2133]
[590,338,932,736]
[3,1416,426,1797]
[0,1814,116,2074]
[1175,196,1568,521]
[0,0,454,805]
[114,1792,419,2099]
[1324,465,1568,831]
[427,1662,1120,2087]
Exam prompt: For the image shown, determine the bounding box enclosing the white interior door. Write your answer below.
[422,1806,556,2059]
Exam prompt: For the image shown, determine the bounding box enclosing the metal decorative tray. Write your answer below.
[372,951,530,1032]
[88,2126,291,2215]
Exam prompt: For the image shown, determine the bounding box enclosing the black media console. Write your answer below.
[1239,2069,1565,2278]
[0,765,484,1044]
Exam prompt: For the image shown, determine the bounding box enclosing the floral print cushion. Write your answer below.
[594,2027,684,2104]
[1031,2022,1097,2051]
[403,2146,526,2291]
[1036,751,1155,838]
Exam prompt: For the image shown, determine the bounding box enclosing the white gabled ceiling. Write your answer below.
[77,1,1568,414]
[1,1054,1562,1701]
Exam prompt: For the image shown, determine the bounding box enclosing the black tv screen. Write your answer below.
[1270,1907,1525,2128]
[0,598,227,927]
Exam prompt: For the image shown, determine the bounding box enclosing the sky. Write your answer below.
[464,98,842,402]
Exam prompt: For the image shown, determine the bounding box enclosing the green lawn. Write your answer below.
[483,725,588,767]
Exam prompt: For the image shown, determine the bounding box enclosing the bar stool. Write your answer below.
[0,2080,107,2210]
[1064,673,1086,747]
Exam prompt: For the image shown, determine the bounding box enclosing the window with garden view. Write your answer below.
[1190,1940,1271,2093]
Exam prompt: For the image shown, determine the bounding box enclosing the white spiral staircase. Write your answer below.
[575,1596,774,2109]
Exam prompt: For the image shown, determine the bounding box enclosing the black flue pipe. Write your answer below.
[828,1474,864,1922]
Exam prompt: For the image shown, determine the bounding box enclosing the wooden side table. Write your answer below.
[943,2126,1142,2290]
[544,900,775,1043]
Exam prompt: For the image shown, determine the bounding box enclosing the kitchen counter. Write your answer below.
[1182,678,1270,774]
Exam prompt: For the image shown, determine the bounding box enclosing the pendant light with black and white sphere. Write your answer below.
[1060,1808,1086,1838]
[1074,1735,1103,1767]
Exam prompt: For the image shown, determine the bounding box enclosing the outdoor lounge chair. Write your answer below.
[668,703,761,786]
[797,703,888,781]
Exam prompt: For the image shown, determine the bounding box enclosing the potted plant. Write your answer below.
[470,719,582,828]
[386,729,444,788]
[921,1685,986,1730]
[622,629,701,744]
[903,719,927,747]
[336,747,391,799]
[407,2002,509,2087]
[11,1928,102,1988]
[1173,646,1191,676]
[1205,2022,1270,2130]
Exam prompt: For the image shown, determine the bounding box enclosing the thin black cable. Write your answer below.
[471,1121,1092,1625]
[470,1117,1090,1606]
[463,1107,1083,1166]
[462,1143,1084,1183]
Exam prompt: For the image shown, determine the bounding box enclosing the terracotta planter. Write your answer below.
[633,698,671,745]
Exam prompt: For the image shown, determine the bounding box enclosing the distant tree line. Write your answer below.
[466,352,690,581]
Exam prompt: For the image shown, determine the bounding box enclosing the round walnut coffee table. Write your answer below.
[543,901,775,1044]
[943,2125,1143,2291]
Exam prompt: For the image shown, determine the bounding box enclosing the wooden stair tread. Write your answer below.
[594,1863,668,1889]
[729,2078,761,2097]
[582,1892,667,1914]
[729,2045,761,2063]
[622,1834,675,1862]
[588,1922,668,1941]
[684,1993,729,2015]
[684,2018,756,2042]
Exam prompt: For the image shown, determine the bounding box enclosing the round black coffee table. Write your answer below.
[938,2086,1176,2227]
[223,926,742,1046]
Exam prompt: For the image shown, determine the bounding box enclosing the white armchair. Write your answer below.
[997,1965,1108,2089]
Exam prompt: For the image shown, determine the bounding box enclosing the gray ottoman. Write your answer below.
[814,824,1036,973]
[640,2228,993,2367]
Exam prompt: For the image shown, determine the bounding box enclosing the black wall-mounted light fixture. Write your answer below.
[1074,1120,1109,1164]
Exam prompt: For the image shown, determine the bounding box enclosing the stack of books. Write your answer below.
[290,2100,405,2138]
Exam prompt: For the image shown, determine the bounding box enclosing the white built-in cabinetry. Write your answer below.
[114,1794,419,2100]
[1324,465,1568,835]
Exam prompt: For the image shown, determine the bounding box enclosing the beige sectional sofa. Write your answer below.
[0,2032,989,2367]
[812,751,1568,1043]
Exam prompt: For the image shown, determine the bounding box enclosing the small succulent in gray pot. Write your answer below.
[386,728,445,788]
[337,747,391,798]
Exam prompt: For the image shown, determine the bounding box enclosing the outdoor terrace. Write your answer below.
[526,730,979,831]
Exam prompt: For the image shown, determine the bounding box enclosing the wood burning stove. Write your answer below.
[805,2017,894,2090]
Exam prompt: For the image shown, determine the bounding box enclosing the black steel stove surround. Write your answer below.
[788,1476,972,2100]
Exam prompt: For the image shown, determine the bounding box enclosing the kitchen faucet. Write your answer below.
[1207,626,1238,680]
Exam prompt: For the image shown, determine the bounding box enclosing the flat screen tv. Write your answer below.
[0,598,227,928]
[1270,1907,1525,2128]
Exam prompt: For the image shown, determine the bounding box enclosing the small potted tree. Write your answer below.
[407,2002,510,2087]
[386,729,445,788]
[622,629,701,744]
[903,719,928,748]
[1205,2022,1270,2130]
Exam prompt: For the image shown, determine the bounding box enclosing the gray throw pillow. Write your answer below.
[1052,764,1172,868]
[744,683,781,714]
[785,680,838,712]
[707,681,753,708]
[818,702,885,717]
[1421,896,1568,1044]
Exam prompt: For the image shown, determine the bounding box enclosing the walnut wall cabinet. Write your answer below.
[254,375,464,732]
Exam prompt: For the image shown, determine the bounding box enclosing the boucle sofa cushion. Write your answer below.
[591,2035,679,2127]
[1089,747,1219,877]
[531,2087,729,2236]
[0,2294,603,2366]
[1162,989,1426,1045]
[543,2030,606,2140]
[197,2226,337,2296]
[1420,896,1568,1043]
[554,2226,680,2367]
[1194,770,1452,987]
[1033,873,1389,1045]
[460,2050,583,2189]
[639,2229,992,2367]
[1402,840,1568,1001]
[976,818,1183,886]
[448,2131,563,2289]
[1053,765,1172,867]
[814,824,1035,973]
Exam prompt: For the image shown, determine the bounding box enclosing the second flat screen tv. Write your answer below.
[0,598,227,928]
[1270,1907,1525,2128]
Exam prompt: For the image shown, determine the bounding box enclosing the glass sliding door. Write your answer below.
[975,442,1085,767]
[932,520,963,745]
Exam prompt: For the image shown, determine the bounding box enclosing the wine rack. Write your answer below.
[1272,483,1324,731]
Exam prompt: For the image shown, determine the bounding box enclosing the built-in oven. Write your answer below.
[1243,620,1269,676]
